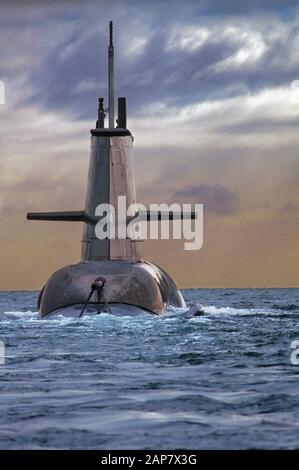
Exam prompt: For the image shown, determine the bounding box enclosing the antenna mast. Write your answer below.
[108,20,115,128]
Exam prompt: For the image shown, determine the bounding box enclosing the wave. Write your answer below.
[1,311,38,320]
[204,305,299,316]
[1,303,298,324]
[271,304,299,311]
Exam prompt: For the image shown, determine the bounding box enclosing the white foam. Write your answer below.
[3,311,38,320]
[203,305,284,316]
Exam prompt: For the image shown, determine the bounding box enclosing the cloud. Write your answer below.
[212,28,268,69]
[1,0,298,120]
[72,79,99,94]
[173,184,237,215]
[278,201,299,216]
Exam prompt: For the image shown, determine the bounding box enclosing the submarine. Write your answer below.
[27,22,203,319]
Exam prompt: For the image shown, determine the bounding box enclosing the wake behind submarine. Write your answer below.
[27,22,203,319]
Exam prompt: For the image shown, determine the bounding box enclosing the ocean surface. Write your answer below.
[0,288,299,450]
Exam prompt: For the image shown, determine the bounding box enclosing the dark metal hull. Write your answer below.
[38,260,186,319]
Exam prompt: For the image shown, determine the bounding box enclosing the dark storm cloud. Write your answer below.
[173,184,238,215]
[2,0,298,13]
[198,0,299,15]
[3,0,296,121]
[26,26,292,118]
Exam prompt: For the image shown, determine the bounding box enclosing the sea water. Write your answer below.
[0,288,299,449]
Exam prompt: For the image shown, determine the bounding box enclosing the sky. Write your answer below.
[0,0,299,289]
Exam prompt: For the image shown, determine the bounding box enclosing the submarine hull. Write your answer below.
[38,260,186,319]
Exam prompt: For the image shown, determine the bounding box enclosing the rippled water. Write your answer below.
[0,288,299,449]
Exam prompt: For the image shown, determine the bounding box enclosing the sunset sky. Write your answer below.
[0,0,299,290]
